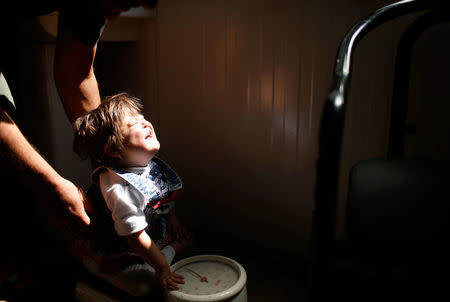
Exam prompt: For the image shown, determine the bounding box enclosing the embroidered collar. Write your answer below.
[92,157,182,204]
[122,165,150,177]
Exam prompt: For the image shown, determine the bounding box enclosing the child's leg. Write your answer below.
[161,245,176,266]
[167,206,192,241]
[116,245,176,296]
[83,246,176,297]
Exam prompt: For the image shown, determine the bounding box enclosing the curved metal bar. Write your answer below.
[330,0,443,113]
[310,1,446,300]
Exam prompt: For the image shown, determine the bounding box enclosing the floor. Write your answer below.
[76,244,310,302]
[76,266,308,302]
[241,257,308,302]
[75,237,450,301]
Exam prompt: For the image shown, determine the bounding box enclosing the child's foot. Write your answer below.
[158,234,173,250]
[170,234,194,253]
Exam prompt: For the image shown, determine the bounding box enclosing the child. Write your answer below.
[72,92,192,296]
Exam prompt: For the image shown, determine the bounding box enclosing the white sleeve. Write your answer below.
[99,169,148,236]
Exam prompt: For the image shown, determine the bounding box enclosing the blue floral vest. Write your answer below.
[88,157,182,253]
[112,157,182,215]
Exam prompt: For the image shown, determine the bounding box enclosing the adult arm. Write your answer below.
[0,106,92,239]
[54,17,102,123]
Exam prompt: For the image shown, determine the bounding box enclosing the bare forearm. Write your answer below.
[54,25,101,123]
[126,230,184,291]
[0,108,61,188]
[54,68,101,123]
[0,107,91,237]
[126,230,169,272]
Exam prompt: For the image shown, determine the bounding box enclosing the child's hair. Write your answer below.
[73,92,143,167]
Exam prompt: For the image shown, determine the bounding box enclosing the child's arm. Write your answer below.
[125,230,184,291]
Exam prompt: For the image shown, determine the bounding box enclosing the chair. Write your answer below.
[336,158,450,301]
[310,1,450,301]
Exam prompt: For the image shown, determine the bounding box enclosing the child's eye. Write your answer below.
[128,115,144,127]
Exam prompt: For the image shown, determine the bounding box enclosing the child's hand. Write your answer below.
[157,266,185,291]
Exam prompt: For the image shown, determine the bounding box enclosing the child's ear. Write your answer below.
[104,145,121,158]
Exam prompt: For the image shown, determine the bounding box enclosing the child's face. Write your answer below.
[118,114,160,167]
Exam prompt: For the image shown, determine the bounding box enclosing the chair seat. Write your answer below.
[346,158,450,243]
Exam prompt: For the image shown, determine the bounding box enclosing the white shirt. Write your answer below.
[99,168,149,236]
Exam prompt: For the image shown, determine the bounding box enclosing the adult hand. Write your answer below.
[45,177,94,241]
[0,106,93,241]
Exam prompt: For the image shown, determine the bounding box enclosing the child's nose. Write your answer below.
[142,120,154,131]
